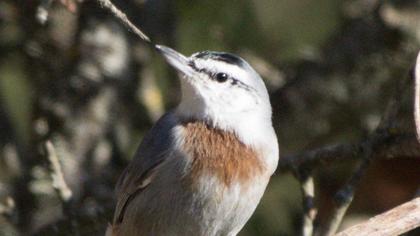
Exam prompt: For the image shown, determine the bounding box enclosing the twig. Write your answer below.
[278,132,420,175]
[335,197,420,236]
[278,143,359,172]
[315,142,374,236]
[282,59,419,235]
[297,169,317,236]
[279,50,420,174]
[414,51,420,143]
[44,141,73,204]
[312,55,417,235]
[95,0,152,44]
[43,141,79,234]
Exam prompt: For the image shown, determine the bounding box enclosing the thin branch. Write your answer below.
[313,107,398,235]
[278,54,420,236]
[278,143,359,172]
[278,132,420,175]
[43,141,79,234]
[44,141,73,204]
[297,169,317,236]
[306,53,419,235]
[95,0,152,44]
[335,197,420,236]
[321,197,352,236]
[316,80,412,235]
[316,143,373,236]
[414,51,420,143]
[278,57,420,174]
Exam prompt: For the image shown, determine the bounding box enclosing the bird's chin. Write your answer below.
[180,73,198,83]
[179,74,202,92]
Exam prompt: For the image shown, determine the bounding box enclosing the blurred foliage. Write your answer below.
[0,0,419,235]
[0,56,32,144]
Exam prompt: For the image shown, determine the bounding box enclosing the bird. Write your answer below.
[106,45,279,236]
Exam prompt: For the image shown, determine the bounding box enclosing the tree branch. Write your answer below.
[95,0,152,44]
[278,132,420,174]
[287,50,420,236]
[44,141,73,204]
[316,142,374,236]
[297,170,317,236]
[335,197,420,236]
[278,143,359,172]
[414,51,420,144]
[278,52,420,174]
[43,140,79,233]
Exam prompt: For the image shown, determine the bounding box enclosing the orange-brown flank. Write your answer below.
[181,120,265,187]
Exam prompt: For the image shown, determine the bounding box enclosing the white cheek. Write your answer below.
[214,89,258,113]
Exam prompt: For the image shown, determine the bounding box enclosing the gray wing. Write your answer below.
[113,111,179,224]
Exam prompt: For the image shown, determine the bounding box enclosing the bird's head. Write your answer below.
[156,45,274,146]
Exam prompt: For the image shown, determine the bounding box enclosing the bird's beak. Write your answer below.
[155,45,195,77]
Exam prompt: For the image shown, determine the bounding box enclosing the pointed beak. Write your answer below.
[155,45,195,77]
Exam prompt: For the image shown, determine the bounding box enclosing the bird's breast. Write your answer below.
[178,120,267,188]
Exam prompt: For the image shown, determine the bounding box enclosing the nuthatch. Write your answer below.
[107,45,279,236]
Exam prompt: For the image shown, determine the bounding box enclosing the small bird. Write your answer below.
[107,45,279,236]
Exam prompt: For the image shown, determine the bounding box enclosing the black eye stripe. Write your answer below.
[188,60,253,91]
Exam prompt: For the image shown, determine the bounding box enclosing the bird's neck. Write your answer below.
[175,105,278,171]
[175,109,278,176]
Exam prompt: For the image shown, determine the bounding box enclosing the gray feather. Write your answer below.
[113,111,179,224]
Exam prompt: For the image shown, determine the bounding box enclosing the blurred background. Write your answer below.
[0,0,419,235]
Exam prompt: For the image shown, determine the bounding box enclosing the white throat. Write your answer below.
[175,80,279,173]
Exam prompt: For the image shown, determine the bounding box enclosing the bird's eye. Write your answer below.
[215,73,228,83]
